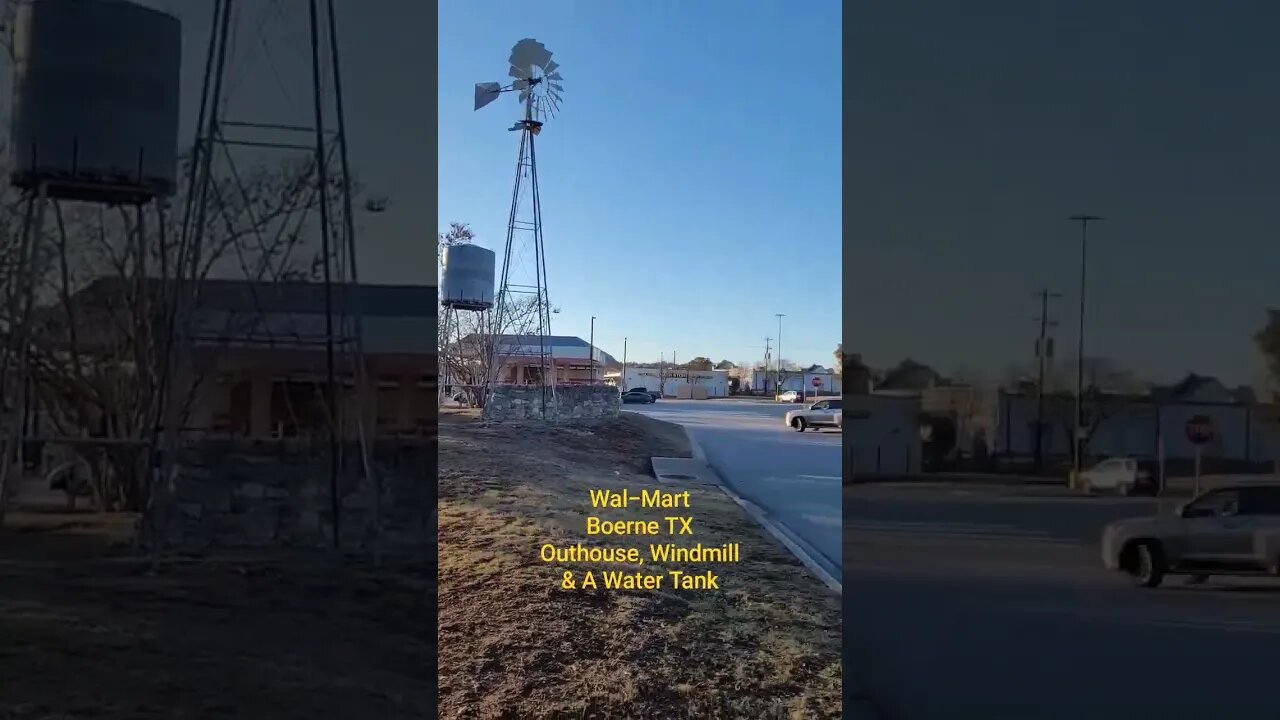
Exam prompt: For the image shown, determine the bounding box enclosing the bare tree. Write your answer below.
[441,295,542,407]
[439,222,475,248]
[0,155,354,519]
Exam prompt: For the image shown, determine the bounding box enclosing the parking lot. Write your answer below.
[846,482,1280,719]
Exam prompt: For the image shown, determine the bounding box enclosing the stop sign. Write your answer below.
[811,377,822,387]
[1185,414,1214,445]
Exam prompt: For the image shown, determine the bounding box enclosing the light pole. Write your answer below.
[589,316,596,384]
[1067,214,1101,481]
[775,313,785,399]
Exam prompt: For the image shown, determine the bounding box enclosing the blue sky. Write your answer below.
[438,1,842,369]
[851,1,1280,387]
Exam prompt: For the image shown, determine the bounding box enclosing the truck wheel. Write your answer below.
[1128,541,1165,588]
[791,418,807,432]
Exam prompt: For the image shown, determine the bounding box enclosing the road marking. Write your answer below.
[1019,605,1280,635]
[847,519,1077,544]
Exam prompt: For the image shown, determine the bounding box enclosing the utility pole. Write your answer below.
[1032,289,1061,472]
[589,315,596,384]
[776,313,785,399]
[763,337,772,395]
[622,337,627,391]
[1068,215,1102,482]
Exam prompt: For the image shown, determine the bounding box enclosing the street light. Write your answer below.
[1067,214,1101,481]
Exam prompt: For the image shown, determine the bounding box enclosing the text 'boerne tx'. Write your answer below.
[542,486,741,592]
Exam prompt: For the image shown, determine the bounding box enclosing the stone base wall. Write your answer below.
[153,438,434,550]
[483,384,620,423]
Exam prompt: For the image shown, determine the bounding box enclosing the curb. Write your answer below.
[681,426,842,595]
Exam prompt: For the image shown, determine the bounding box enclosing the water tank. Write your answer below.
[9,0,182,202]
[441,244,496,310]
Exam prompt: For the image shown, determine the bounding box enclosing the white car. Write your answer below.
[778,390,804,403]
[1079,457,1154,495]
[785,399,843,432]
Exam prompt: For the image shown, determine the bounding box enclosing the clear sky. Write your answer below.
[851,0,1280,388]
[77,1,435,285]
[438,1,842,369]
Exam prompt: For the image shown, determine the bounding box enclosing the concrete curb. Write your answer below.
[680,425,842,595]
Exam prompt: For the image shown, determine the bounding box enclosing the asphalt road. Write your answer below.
[847,483,1280,719]
[630,398,842,580]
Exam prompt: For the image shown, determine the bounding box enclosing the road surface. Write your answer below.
[630,399,841,580]
[847,483,1280,719]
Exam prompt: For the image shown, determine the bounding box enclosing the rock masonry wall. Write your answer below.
[483,384,621,423]
[156,438,434,550]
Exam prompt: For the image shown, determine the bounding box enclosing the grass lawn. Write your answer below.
[437,410,841,718]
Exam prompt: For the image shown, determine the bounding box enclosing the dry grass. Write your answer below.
[437,410,841,719]
[0,509,433,719]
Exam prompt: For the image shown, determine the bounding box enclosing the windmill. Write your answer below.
[474,39,564,416]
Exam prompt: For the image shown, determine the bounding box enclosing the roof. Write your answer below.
[76,276,437,318]
[72,276,436,355]
[457,333,619,365]
[1150,373,1243,404]
[878,360,943,391]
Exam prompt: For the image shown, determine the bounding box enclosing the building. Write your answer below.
[743,364,842,396]
[453,334,617,387]
[844,392,923,476]
[921,384,997,459]
[995,373,1280,466]
[47,277,437,440]
[604,367,729,398]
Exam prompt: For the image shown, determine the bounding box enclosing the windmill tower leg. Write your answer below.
[526,118,555,414]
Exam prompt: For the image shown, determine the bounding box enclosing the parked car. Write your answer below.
[1079,457,1157,495]
[784,399,843,432]
[778,390,804,403]
[620,389,655,404]
[1100,482,1280,588]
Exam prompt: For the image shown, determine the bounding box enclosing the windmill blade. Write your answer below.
[518,87,531,105]
[545,60,559,75]
[511,78,529,90]
[549,82,564,92]
[509,39,552,74]
[474,81,501,111]
[508,64,528,80]
[548,72,563,81]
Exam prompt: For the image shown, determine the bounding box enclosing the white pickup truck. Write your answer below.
[1101,482,1280,588]
[785,398,843,432]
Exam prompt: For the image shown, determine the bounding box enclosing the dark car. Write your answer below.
[621,389,655,404]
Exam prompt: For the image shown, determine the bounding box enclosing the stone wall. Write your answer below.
[154,438,434,550]
[483,384,620,423]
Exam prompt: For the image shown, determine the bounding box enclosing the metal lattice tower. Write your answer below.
[474,39,564,416]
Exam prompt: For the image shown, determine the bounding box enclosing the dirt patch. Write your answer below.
[438,411,841,718]
[0,509,433,719]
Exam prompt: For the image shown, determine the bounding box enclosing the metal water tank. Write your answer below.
[9,0,182,202]
[441,244,496,310]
